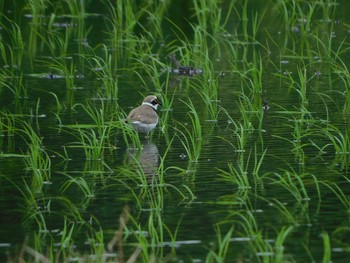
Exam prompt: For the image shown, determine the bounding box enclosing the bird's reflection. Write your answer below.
[127,142,159,178]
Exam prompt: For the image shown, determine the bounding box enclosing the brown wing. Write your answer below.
[139,108,157,124]
[127,105,157,124]
[127,106,140,121]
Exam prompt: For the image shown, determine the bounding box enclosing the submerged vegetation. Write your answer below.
[0,0,350,262]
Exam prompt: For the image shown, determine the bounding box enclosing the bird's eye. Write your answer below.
[152,98,159,105]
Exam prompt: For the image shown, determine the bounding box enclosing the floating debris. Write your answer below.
[53,22,77,28]
[314,69,321,77]
[46,73,64,79]
[168,54,202,76]
[219,71,226,78]
[262,94,270,111]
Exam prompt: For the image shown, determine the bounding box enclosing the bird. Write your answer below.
[126,95,160,136]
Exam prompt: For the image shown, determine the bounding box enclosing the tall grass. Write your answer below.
[0,17,25,67]
[218,144,267,200]
[86,45,120,102]
[1,0,350,262]
[205,226,233,262]
[25,0,50,57]
[18,121,51,193]
[175,99,202,163]
[103,0,140,61]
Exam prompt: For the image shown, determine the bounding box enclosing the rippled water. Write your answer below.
[1,0,350,262]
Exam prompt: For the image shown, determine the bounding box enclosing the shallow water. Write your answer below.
[1,0,350,262]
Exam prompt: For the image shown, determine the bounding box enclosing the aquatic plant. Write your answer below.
[40,57,76,91]
[274,226,294,263]
[60,172,95,199]
[64,0,88,48]
[18,121,51,192]
[236,211,274,261]
[66,126,109,161]
[103,0,140,61]
[132,53,167,93]
[321,232,331,263]
[1,0,350,262]
[218,144,267,199]
[0,16,25,67]
[219,161,251,193]
[86,45,119,102]
[0,111,16,139]
[191,80,220,122]
[205,226,233,263]
[323,124,349,154]
[319,178,350,210]
[72,99,113,136]
[267,170,316,214]
[25,0,50,57]
[175,99,202,163]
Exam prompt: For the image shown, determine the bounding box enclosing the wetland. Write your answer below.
[1,0,350,262]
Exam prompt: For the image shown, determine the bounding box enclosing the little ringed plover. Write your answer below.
[127,95,160,136]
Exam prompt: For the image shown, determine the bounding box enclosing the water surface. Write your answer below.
[1,0,350,262]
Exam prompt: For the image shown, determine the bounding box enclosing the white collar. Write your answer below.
[142,101,158,110]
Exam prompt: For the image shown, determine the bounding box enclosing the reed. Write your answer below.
[205,226,233,263]
[218,143,267,200]
[219,162,250,192]
[103,0,139,60]
[251,145,267,183]
[87,227,106,262]
[25,0,50,57]
[321,232,331,263]
[62,98,118,162]
[269,170,311,210]
[175,99,202,163]
[49,91,64,113]
[321,124,350,169]
[86,45,119,102]
[157,87,173,136]
[236,211,274,261]
[60,172,95,199]
[66,126,109,161]
[0,111,16,138]
[192,83,219,122]
[0,16,25,67]
[272,113,319,166]
[240,0,249,44]
[295,65,309,111]
[312,4,340,62]
[19,121,51,193]
[72,99,113,136]
[57,218,76,255]
[274,226,294,263]
[118,115,143,151]
[0,67,27,102]
[193,0,237,46]
[319,179,350,209]
[132,53,167,93]
[45,26,69,59]
[65,0,90,51]
[0,175,47,234]
[193,0,210,31]
[40,57,76,91]
[158,137,194,206]
[328,47,350,115]
[273,0,297,33]
[1,1,350,261]
[137,8,165,41]
[260,196,299,225]
[119,158,149,200]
